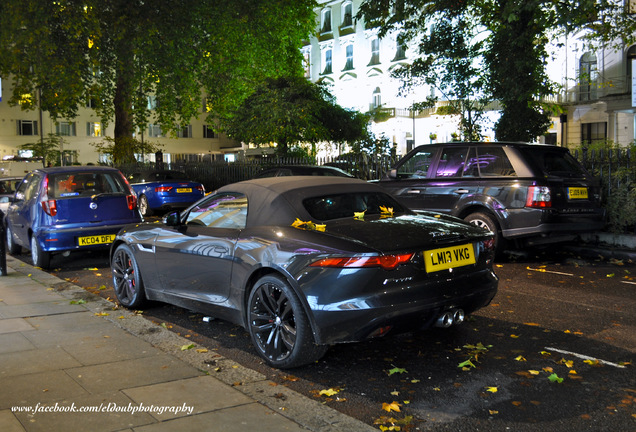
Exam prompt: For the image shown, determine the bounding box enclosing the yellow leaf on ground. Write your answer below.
[382,401,402,412]
[319,388,340,397]
[486,387,498,393]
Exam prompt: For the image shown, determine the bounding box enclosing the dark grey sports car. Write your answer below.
[110,177,498,368]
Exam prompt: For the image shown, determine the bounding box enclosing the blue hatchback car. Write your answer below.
[127,170,205,217]
[5,166,142,269]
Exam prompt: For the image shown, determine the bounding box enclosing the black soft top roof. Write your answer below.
[217,176,396,226]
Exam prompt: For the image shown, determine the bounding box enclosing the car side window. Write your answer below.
[186,193,247,229]
[397,150,434,178]
[435,147,469,177]
[15,173,40,201]
[475,147,517,177]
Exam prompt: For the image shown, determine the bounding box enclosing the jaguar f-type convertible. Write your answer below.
[110,176,498,368]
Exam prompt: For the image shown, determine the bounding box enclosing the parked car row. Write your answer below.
[1,141,605,368]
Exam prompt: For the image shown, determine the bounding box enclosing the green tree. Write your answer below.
[20,134,66,167]
[223,76,370,156]
[358,0,636,141]
[0,0,316,163]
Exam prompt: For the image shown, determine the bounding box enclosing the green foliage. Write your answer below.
[572,140,636,234]
[90,136,162,165]
[222,76,370,156]
[19,134,65,167]
[0,0,317,164]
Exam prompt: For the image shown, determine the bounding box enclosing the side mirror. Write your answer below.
[164,211,182,226]
[388,169,398,179]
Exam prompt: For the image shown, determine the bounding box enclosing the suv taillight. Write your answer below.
[526,186,551,208]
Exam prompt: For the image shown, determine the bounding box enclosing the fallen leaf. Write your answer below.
[382,401,402,412]
[486,386,498,393]
[390,390,399,396]
[458,359,476,370]
[319,388,340,397]
[548,373,564,383]
[387,367,407,375]
[180,344,195,351]
[515,355,527,362]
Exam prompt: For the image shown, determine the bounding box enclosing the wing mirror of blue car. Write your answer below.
[164,211,182,226]
[388,169,398,179]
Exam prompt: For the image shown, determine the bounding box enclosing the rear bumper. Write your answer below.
[34,223,135,253]
[307,268,499,345]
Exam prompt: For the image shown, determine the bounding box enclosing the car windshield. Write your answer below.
[303,192,406,221]
[49,171,129,198]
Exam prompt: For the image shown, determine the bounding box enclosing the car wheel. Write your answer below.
[111,243,146,308]
[464,211,504,255]
[247,275,328,368]
[6,225,21,255]
[139,195,153,217]
[30,236,51,269]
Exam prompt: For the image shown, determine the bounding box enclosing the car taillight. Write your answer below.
[526,186,551,208]
[42,199,57,216]
[196,185,204,192]
[155,186,173,192]
[127,194,137,210]
[309,253,414,271]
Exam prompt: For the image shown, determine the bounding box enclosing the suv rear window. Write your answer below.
[50,172,128,198]
[519,148,587,177]
[303,192,406,221]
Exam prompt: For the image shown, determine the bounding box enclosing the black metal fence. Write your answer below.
[573,148,635,198]
[118,154,398,192]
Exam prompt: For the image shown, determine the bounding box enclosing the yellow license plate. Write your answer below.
[176,188,192,193]
[423,244,476,273]
[568,187,588,199]
[78,234,116,246]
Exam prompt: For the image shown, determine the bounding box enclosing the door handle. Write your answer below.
[453,189,469,194]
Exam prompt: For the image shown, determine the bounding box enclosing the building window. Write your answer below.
[393,33,407,61]
[16,120,38,136]
[321,9,332,34]
[148,124,163,138]
[369,37,380,65]
[177,125,192,138]
[56,122,76,136]
[86,122,102,137]
[343,44,354,71]
[203,125,216,138]
[341,2,353,28]
[579,52,597,101]
[86,92,98,108]
[581,122,606,145]
[322,48,333,75]
[147,95,158,110]
[372,87,382,108]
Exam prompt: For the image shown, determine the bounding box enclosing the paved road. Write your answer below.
[13,247,636,431]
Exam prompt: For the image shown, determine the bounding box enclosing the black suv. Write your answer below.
[377,142,605,254]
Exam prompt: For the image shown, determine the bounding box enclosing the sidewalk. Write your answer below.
[0,255,375,432]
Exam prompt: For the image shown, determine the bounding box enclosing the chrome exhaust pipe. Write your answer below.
[434,308,465,328]
[435,311,454,328]
[453,309,465,324]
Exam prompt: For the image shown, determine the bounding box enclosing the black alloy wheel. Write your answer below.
[247,275,327,368]
[111,244,146,308]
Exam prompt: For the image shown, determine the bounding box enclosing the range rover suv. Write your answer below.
[377,142,606,254]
